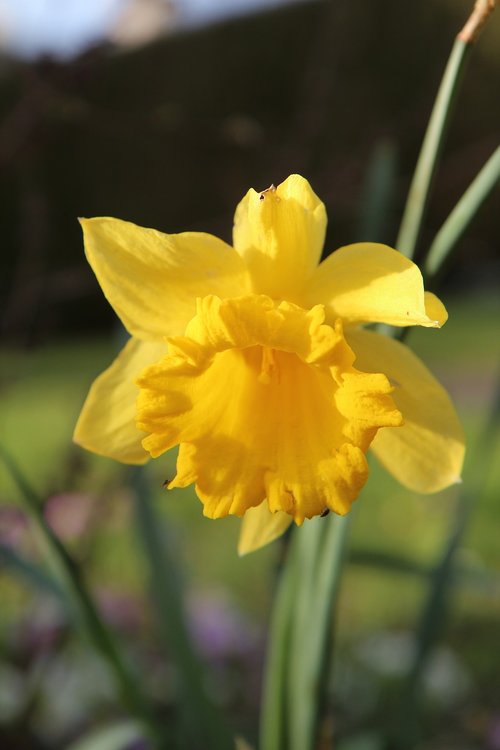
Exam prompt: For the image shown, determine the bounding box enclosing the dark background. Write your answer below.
[1,0,499,345]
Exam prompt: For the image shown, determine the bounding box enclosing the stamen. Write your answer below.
[258,346,278,384]
[259,184,279,201]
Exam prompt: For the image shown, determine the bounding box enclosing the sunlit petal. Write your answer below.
[80,217,250,340]
[424,291,448,326]
[346,328,465,492]
[303,243,446,327]
[74,337,166,464]
[232,174,327,300]
[238,503,292,555]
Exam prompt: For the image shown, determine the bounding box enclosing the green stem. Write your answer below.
[0,446,163,748]
[397,0,496,259]
[288,514,351,750]
[260,514,351,750]
[424,145,500,279]
[287,519,324,750]
[396,37,469,259]
[259,536,298,750]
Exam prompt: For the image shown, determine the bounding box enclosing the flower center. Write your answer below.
[136,294,402,522]
[258,346,278,384]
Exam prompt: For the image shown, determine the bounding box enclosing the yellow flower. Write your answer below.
[74,175,464,554]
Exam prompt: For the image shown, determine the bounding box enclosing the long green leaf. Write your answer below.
[357,140,397,243]
[397,0,496,259]
[349,547,500,596]
[65,721,143,750]
[393,376,500,747]
[0,542,66,600]
[0,446,164,748]
[131,468,233,750]
[425,145,500,279]
[396,37,469,259]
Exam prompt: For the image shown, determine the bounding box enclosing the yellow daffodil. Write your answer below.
[74,175,464,554]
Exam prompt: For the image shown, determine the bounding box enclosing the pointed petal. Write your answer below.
[232,174,327,299]
[80,218,250,340]
[238,503,292,555]
[74,337,167,464]
[425,291,448,326]
[304,243,446,327]
[346,328,465,493]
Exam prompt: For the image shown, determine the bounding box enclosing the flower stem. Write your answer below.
[424,145,500,280]
[287,514,351,750]
[260,513,351,750]
[259,536,298,750]
[396,39,467,259]
[396,0,495,260]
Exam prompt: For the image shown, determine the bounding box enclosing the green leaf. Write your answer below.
[0,542,66,600]
[357,140,398,243]
[131,467,233,750]
[425,145,500,279]
[396,37,469,259]
[336,732,384,750]
[0,446,164,748]
[65,721,143,750]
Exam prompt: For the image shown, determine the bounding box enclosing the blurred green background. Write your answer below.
[0,1,499,748]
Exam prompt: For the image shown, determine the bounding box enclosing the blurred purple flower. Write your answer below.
[44,492,95,541]
[0,505,28,548]
[187,590,259,662]
[128,740,151,750]
[488,716,500,750]
[97,589,146,634]
[14,599,67,658]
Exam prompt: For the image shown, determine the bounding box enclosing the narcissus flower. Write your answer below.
[74,175,464,554]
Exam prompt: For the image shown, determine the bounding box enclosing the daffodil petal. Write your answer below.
[74,337,166,464]
[303,243,446,327]
[238,502,292,555]
[136,295,401,522]
[80,217,250,340]
[232,174,327,299]
[346,328,465,493]
[424,291,448,326]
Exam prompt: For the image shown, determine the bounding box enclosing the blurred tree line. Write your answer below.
[1,0,498,344]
